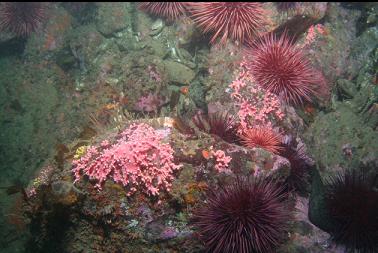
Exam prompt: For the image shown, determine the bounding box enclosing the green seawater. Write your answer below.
[0,2,377,253]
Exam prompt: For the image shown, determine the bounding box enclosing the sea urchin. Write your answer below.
[138,2,187,21]
[240,127,283,154]
[192,176,290,253]
[324,169,378,252]
[247,32,326,105]
[192,111,240,144]
[0,2,47,37]
[188,2,267,44]
[278,135,313,192]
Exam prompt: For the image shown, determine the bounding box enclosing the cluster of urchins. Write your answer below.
[176,112,378,253]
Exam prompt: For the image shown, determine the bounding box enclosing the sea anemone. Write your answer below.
[188,2,267,44]
[192,111,240,144]
[0,2,47,37]
[246,32,326,105]
[192,176,290,253]
[324,169,378,252]
[138,2,187,21]
[240,127,282,154]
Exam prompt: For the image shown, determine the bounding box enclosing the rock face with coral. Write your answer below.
[0,2,377,253]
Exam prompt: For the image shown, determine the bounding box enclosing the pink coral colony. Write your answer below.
[72,123,182,196]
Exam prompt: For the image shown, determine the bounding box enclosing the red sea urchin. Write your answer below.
[138,2,187,21]
[192,177,290,253]
[324,169,378,252]
[188,2,267,44]
[0,2,47,37]
[240,127,282,154]
[247,33,326,105]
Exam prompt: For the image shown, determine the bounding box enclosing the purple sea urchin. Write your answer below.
[192,112,240,144]
[192,177,290,253]
[324,169,378,252]
[278,135,313,192]
[0,2,47,37]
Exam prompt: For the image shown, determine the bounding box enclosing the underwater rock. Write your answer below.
[66,24,106,73]
[50,180,82,206]
[336,79,358,99]
[308,168,337,233]
[163,60,195,85]
[352,81,378,128]
[55,45,77,71]
[63,219,105,252]
[304,104,378,179]
[0,58,78,184]
[24,5,73,58]
[271,2,328,40]
[134,92,168,113]
[143,39,166,58]
[0,31,15,43]
[300,3,361,83]
[336,41,378,128]
[350,26,378,68]
[113,29,136,50]
[149,19,164,36]
[188,78,207,114]
[176,18,197,46]
[288,196,346,253]
[145,219,178,242]
[204,42,242,106]
[95,3,132,36]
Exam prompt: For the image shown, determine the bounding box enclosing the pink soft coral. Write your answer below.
[229,61,285,131]
[211,149,232,173]
[72,123,182,196]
